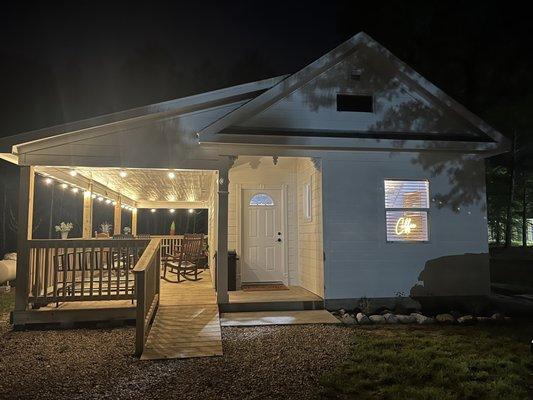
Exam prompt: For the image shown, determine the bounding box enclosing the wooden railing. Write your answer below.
[133,238,161,357]
[27,239,151,307]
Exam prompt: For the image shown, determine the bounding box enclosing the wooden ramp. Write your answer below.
[140,271,223,360]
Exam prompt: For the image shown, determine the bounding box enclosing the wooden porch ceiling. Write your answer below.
[36,166,217,208]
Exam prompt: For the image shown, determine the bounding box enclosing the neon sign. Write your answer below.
[395,217,417,235]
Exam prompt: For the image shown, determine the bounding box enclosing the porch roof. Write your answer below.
[35,166,217,209]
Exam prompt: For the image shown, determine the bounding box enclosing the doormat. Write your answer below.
[242,283,289,291]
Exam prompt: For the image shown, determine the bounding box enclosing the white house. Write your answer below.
[0,32,507,330]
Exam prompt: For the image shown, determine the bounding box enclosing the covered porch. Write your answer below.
[13,156,325,329]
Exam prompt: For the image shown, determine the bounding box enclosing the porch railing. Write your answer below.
[133,238,161,356]
[27,239,151,306]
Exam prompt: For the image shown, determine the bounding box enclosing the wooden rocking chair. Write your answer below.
[162,234,204,282]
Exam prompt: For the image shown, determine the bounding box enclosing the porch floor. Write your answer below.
[141,270,223,360]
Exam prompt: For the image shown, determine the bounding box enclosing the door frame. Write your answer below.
[237,183,289,286]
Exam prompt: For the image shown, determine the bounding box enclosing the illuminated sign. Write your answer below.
[395,217,417,236]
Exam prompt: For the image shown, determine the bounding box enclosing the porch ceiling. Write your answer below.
[37,166,216,207]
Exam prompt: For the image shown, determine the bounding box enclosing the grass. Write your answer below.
[0,288,15,315]
[320,322,533,400]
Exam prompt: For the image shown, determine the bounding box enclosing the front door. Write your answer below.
[242,189,284,283]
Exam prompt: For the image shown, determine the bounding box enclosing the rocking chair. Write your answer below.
[162,234,204,282]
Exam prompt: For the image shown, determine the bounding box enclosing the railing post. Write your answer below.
[14,166,34,315]
[135,270,145,357]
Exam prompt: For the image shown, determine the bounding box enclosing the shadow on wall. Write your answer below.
[411,253,490,297]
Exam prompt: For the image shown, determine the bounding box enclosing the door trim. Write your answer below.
[239,184,288,286]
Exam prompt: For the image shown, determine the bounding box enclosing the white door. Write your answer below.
[242,189,284,283]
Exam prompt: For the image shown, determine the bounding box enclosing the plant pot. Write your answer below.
[60,231,69,239]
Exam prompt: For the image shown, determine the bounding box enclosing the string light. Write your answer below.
[119,170,128,178]
[97,196,104,202]
[150,209,156,213]
[69,170,77,177]
[105,199,111,204]
[44,177,53,185]
[112,201,117,206]
[71,187,79,193]
[188,208,194,214]
[169,209,175,213]
[60,183,68,189]
[91,194,97,199]
[167,171,175,179]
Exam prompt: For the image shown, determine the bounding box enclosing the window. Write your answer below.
[303,182,312,221]
[384,180,429,242]
[249,193,274,206]
[336,94,373,112]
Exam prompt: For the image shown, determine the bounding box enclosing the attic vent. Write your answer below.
[350,68,363,80]
[336,94,373,113]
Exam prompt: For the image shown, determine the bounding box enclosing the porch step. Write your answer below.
[218,299,324,313]
[220,310,340,326]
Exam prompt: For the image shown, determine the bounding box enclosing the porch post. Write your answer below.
[82,183,93,239]
[113,196,122,235]
[15,166,34,313]
[131,208,138,236]
[216,166,230,304]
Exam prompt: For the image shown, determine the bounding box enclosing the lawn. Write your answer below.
[0,289,14,315]
[320,322,533,400]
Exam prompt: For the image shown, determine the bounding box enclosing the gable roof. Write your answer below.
[197,32,508,151]
[0,75,287,154]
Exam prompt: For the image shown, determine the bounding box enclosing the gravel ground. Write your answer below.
[0,314,353,400]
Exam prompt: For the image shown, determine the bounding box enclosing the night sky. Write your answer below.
[1,1,532,138]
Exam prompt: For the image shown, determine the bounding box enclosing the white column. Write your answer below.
[82,183,93,239]
[131,208,138,236]
[113,197,122,235]
[216,167,229,304]
[15,166,34,313]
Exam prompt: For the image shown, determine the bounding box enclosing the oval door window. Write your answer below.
[249,193,274,206]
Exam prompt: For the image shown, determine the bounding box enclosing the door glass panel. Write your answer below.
[249,193,274,206]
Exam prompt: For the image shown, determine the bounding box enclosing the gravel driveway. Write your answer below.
[0,314,353,400]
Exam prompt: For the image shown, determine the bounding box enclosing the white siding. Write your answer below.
[296,159,324,297]
[321,151,490,300]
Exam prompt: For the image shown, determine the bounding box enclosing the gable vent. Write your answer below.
[336,94,373,113]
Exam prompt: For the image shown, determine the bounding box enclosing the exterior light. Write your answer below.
[169,209,175,213]
[61,183,68,189]
[150,209,156,213]
[188,208,194,214]
[71,187,79,193]
[69,170,77,177]
[167,172,176,179]
[44,177,53,185]
[119,170,128,178]
[97,196,104,202]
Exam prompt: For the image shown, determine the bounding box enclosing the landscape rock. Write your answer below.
[396,314,416,324]
[383,313,399,324]
[491,313,505,322]
[410,313,435,325]
[435,313,455,324]
[457,315,476,325]
[369,315,386,324]
[356,313,371,325]
[341,313,357,325]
